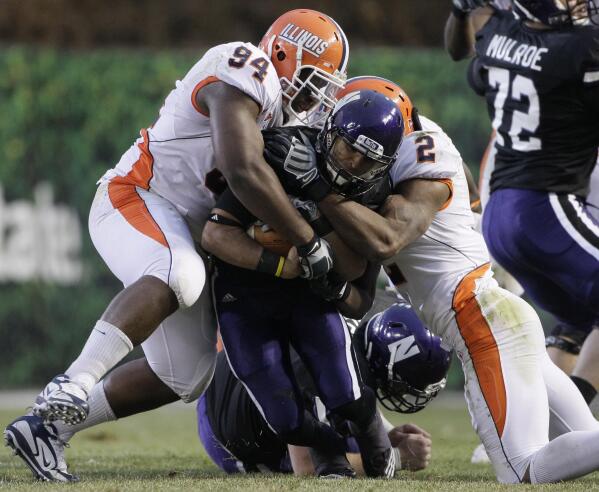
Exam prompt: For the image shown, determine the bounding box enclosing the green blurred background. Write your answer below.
[0,1,554,389]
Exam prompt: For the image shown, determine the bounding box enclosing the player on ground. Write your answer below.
[201,91,405,478]
[447,0,599,405]
[4,9,349,482]
[291,76,599,483]
[197,302,446,475]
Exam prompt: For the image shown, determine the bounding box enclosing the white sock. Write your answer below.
[65,320,133,394]
[529,430,599,483]
[52,380,116,442]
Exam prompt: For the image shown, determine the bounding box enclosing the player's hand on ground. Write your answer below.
[297,236,334,279]
[280,247,301,279]
[452,0,489,12]
[389,423,432,471]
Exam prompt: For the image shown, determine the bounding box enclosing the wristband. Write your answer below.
[311,215,333,237]
[297,234,318,257]
[452,5,469,19]
[256,249,286,277]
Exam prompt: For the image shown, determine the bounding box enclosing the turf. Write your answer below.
[0,397,598,491]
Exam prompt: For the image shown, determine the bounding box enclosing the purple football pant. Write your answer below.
[213,277,362,437]
[483,188,599,333]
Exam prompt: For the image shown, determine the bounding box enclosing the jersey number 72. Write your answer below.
[489,67,541,152]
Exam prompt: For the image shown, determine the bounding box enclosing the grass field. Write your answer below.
[1,396,598,491]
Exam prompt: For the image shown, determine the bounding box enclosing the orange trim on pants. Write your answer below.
[108,128,168,248]
[453,263,507,438]
[108,183,169,248]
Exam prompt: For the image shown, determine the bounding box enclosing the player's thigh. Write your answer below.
[483,189,599,323]
[89,182,206,307]
[455,290,549,483]
[509,267,596,330]
[142,283,217,402]
[213,279,288,380]
[290,296,362,409]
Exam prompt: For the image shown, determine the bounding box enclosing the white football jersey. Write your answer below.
[101,42,284,230]
[384,116,493,339]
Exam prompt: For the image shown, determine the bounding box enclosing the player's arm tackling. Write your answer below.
[318,179,450,262]
[197,82,315,247]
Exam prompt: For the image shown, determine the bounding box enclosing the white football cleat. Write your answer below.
[471,443,491,464]
[32,374,89,425]
[4,415,78,482]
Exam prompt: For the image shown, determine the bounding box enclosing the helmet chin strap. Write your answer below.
[295,37,305,73]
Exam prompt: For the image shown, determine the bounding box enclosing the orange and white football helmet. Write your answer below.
[259,9,349,125]
[337,76,416,135]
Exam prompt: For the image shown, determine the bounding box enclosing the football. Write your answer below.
[247,223,292,256]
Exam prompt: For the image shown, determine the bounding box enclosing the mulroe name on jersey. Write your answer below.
[486,34,548,71]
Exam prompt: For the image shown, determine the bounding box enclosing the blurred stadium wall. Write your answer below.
[0,2,553,389]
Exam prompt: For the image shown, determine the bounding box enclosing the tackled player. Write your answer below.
[4,9,349,482]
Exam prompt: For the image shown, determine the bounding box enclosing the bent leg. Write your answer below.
[214,280,344,453]
[456,287,599,483]
[290,294,392,477]
[142,285,217,403]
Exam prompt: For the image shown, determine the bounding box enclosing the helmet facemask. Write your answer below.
[279,38,346,126]
[588,0,599,23]
[515,0,594,25]
[319,129,394,198]
[376,377,447,414]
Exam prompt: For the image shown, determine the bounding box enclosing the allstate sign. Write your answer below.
[0,182,82,284]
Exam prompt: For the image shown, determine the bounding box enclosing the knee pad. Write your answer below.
[545,323,589,355]
[169,251,206,308]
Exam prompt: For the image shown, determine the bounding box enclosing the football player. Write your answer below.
[197,302,447,475]
[201,91,405,478]
[4,9,349,482]
[448,0,599,409]
[289,76,599,483]
[467,0,599,405]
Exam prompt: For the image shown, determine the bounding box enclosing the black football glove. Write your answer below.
[262,127,330,202]
[452,0,490,13]
[309,271,350,302]
[297,235,334,279]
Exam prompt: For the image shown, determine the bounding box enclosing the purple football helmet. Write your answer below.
[513,0,596,26]
[361,302,452,413]
[317,89,404,198]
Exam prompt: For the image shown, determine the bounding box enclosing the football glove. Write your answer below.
[452,0,490,13]
[262,127,330,202]
[297,235,334,279]
[309,271,350,302]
